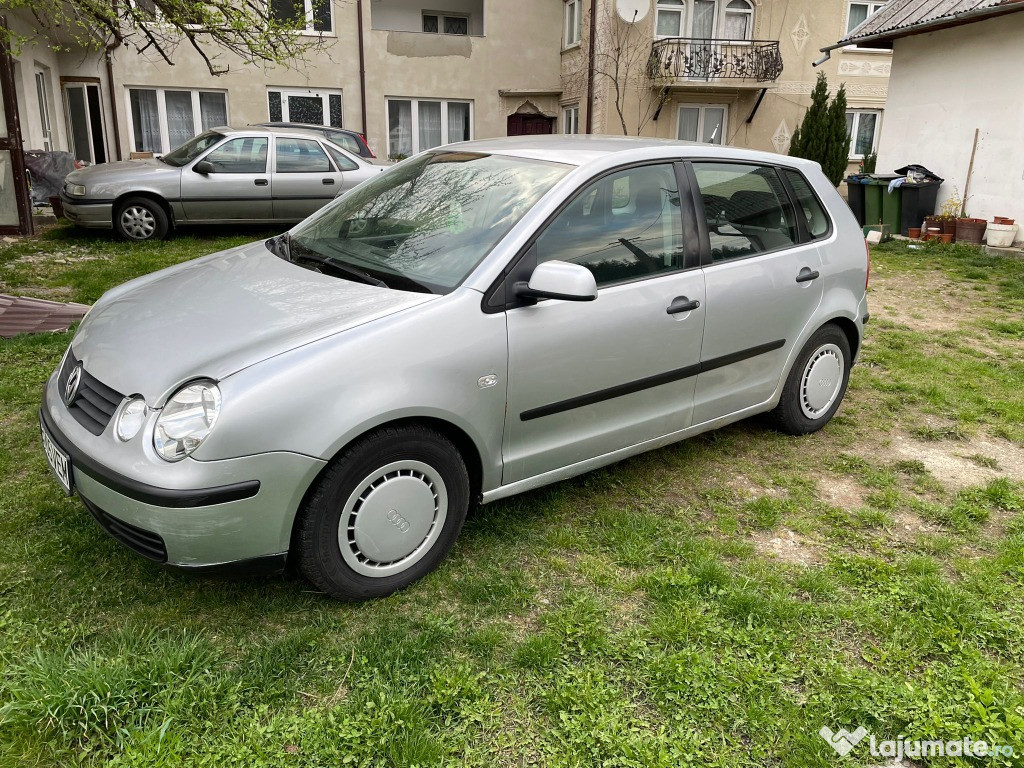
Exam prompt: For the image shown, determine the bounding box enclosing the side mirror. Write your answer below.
[514,260,597,303]
[193,160,215,174]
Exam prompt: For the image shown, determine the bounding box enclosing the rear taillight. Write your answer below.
[360,134,375,159]
[865,239,871,290]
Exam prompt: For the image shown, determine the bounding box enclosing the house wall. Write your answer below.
[876,13,1024,238]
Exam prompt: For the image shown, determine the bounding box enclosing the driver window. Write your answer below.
[535,163,685,287]
[203,137,269,174]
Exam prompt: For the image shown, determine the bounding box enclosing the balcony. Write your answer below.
[648,38,783,87]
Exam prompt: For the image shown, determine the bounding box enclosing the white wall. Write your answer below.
[876,13,1024,240]
[371,0,484,35]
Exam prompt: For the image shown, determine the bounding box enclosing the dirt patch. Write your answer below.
[892,508,936,539]
[869,267,968,334]
[819,476,867,510]
[891,433,1024,490]
[730,473,785,500]
[751,529,820,566]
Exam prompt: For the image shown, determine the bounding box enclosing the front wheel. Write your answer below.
[768,324,851,435]
[114,197,170,241]
[296,426,470,600]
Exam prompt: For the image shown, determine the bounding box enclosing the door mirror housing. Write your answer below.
[193,160,215,174]
[514,260,597,303]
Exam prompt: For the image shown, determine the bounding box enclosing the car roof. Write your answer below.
[208,126,363,161]
[447,134,818,170]
[256,123,361,136]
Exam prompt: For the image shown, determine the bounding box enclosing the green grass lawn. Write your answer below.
[1,228,1023,767]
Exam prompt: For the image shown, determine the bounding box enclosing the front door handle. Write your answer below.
[666,296,700,315]
[795,267,820,283]
[322,178,335,185]
[254,178,268,186]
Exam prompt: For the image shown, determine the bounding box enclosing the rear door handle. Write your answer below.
[666,296,700,315]
[254,179,268,186]
[796,267,820,283]
[322,178,335,185]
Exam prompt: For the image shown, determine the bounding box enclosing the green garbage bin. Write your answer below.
[863,183,884,228]
[860,177,902,234]
[881,182,902,235]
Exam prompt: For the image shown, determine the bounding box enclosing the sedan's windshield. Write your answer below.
[162,131,225,167]
[288,151,570,293]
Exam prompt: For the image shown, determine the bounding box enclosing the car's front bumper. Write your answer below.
[41,373,326,570]
[60,194,113,229]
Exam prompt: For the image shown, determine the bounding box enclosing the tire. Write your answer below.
[296,425,470,601]
[114,196,170,241]
[768,324,852,436]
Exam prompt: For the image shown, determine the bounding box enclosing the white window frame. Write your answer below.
[676,104,729,145]
[385,97,474,157]
[267,87,343,127]
[34,66,54,151]
[563,0,581,48]
[422,11,470,35]
[723,0,754,41]
[845,0,889,49]
[846,109,882,160]
[124,87,229,154]
[63,81,108,164]
[270,0,334,35]
[562,104,580,135]
[655,0,686,39]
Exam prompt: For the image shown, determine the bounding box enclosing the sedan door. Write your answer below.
[271,136,344,221]
[179,135,272,222]
[502,162,707,484]
[687,161,824,425]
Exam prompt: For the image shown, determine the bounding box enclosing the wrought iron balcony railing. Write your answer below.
[649,38,784,83]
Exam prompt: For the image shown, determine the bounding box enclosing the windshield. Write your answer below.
[288,151,570,293]
[162,131,224,167]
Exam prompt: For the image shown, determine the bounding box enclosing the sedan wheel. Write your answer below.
[768,324,852,435]
[114,197,170,241]
[297,425,470,600]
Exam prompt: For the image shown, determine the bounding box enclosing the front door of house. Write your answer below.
[507,115,554,136]
[63,82,107,165]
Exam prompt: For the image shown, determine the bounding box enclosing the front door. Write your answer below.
[503,162,706,483]
[688,161,824,424]
[180,135,272,222]
[507,115,554,136]
[63,82,107,165]
[272,136,345,220]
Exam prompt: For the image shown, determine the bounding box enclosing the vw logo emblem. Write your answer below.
[64,364,83,407]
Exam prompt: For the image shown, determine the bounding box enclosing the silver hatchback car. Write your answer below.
[60,127,385,241]
[41,136,869,600]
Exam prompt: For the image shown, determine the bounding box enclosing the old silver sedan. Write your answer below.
[60,127,385,241]
[41,136,869,600]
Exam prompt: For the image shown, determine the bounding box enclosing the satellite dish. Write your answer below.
[615,0,650,23]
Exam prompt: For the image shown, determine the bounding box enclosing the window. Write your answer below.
[564,0,581,47]
[127,87,227,154]
[324,131,363,156]
[276,137,332,173]
[203,136,269,173]
[782,169,830,240]
[325,145,358,171]
[34,67,54,151]
[656,0,684,37]
[268,88,343,128]
[535,163,685,287]
[423,12,469,34]
[386,98,472,158]
[563,105,580,134]
[270,0,332,33]
[723,0,753,40]
[692,163,798,262]
[847,1,887,33]
[677,105,727,145]
[845,110,880,158]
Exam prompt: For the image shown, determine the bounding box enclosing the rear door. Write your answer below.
[687,161,824,425]
[271,136,345,220]
[180,135,271,222]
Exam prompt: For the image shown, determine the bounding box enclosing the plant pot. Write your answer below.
[942,219,957,236]
[994,217,1015,225]
[923,216,942,233]
[939,233,954,244]
[955,218,987,244]
[908,227,922,239]
[985,222,1018,248]
[48,195,63,219]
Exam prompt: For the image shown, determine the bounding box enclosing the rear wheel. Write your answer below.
[768,324,851,435]
[296,425,470,600]
[114,197,170,241]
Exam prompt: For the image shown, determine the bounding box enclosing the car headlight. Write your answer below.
[154,381,221,461]
[67,183,86,197]
[115,397,148,442]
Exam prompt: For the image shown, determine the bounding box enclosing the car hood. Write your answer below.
[67,159,178,195]
[72,240,438,405]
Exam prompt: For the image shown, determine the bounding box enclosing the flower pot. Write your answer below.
[939,233,954,244]
[923,216,942,233]
[994,217,1015,225]
[908,227,922,239]
[985,222,1018,248]
[942,219,957,236]
[955,218,986,244]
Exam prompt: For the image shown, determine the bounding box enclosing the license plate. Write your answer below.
[41,421,73,495]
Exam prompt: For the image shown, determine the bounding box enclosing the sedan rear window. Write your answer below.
[289,152,570,293]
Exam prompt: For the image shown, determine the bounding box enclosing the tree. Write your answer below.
[0,0,324,75]
[789,72,851,186]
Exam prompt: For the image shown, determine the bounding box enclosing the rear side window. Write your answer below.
[275,138,331,173]
[782,169,830,239]
[692,162,797,263]
[535,163,685,287]
[330,132,362,155]
[326,145,359,171]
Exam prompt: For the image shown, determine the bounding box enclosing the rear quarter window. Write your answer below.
[782,168,831,240]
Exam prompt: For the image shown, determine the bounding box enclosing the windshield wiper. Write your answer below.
[285,235,388,288]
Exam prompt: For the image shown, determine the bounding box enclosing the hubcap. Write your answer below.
[120,205,156,240]
[800,343,844,419]
[338,460,448,578]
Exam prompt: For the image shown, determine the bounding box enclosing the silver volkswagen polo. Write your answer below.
[41,136,869,600]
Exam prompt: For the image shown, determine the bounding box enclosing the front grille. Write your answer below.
[83,498,168,563]
[58,350,125,436]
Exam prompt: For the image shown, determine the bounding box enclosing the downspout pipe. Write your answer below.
[585,0,597,133]
[105,42,122,160]
[357,0,368,141]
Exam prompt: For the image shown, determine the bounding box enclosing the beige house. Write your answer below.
[0,0,891,232]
